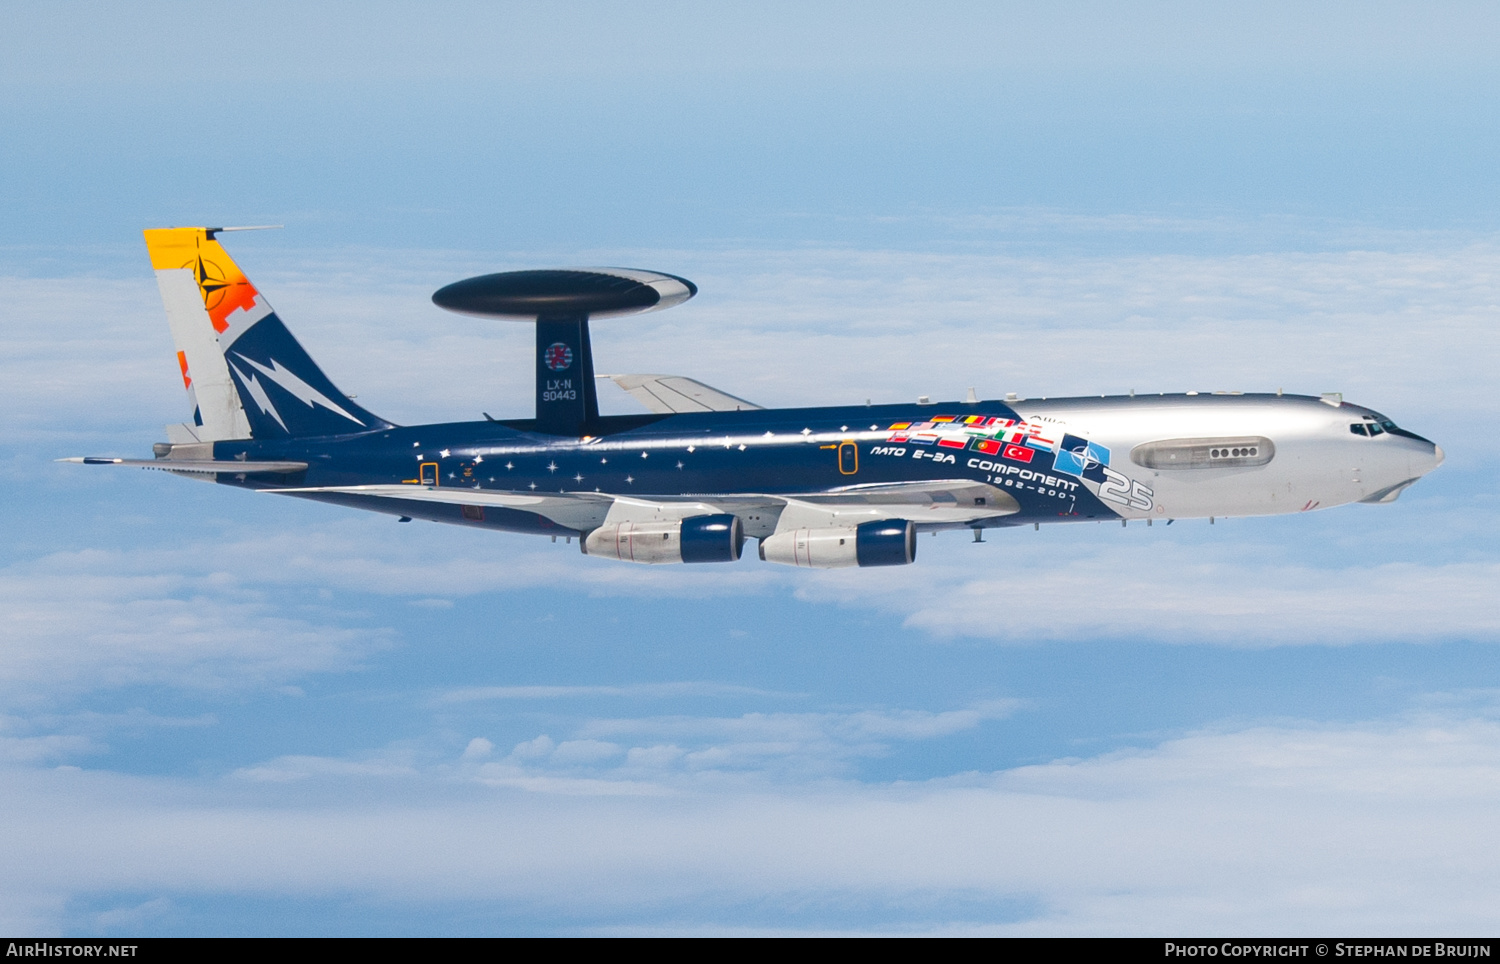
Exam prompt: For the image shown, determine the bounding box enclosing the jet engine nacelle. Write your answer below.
[583,513,744,564]
[758,519,917,569]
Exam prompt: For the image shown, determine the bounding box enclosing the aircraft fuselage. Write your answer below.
[207,391,1442,539]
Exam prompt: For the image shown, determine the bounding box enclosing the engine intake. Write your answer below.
[758,519,917,569]
[583,513,744,565]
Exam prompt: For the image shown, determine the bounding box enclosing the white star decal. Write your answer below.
[625,475,634,484]
[528,482,537,490]
[573,473,584,482]
[505,462,514,470]
[440,449,450,458]
[547,461,558,473]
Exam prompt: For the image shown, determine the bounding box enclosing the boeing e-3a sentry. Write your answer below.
[66,227,1444,568]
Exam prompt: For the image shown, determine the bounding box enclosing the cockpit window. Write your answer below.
[1359,412,1432,445]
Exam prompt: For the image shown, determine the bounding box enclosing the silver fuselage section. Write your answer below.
[1006,393,1441,521]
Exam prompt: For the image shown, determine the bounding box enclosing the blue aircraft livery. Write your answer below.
[64,228,1444,569]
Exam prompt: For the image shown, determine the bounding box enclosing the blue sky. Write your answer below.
[3,0,1500,935]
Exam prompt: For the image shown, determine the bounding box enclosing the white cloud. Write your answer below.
[571,701,1022,770]
[799,541,1500,645]
[0,543,386,696]
[0,733,98,766]
[439,699,1024,786]
[438,682,785,703]
[4,702,1500,934]
[460,737,493,761]
[123,508,1500,649]
[548,740,624,765]
[145,519,782,599]
[4,506,1494,717]
[7,239,1498,440]
[0,519,781,704]
[215,698,1021,793]
[91,897,173,932]
[233,753,420,784]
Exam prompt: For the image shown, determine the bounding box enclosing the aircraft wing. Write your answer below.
[770,480,1019,530]
[601,374,762,414]
[272,484,621,531]
[271,479,1018,533]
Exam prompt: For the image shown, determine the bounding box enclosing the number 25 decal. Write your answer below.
[1099,467,1154,512]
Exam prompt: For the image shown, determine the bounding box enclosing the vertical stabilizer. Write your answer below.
[146,228,252,441]
[144,228,391,440]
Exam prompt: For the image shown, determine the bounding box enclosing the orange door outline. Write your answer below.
[837,440,858,475]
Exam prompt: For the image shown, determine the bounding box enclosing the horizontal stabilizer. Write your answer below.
[59,457,308,474]
[602,374,762,414]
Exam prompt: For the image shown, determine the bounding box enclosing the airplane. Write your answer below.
[64,227,1444,568]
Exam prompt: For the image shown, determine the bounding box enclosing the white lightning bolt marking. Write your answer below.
[233,354,365,425]
[229,361,288,432]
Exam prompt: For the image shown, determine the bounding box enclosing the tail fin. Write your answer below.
[144,227,392,440]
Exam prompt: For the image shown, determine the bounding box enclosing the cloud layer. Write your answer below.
[4,699,1500,935]
[8,239,1498,438]
[2,235,1497,934]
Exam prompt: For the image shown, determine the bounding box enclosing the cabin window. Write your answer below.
[1350,423,1369,436]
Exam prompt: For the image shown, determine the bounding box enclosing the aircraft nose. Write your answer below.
[1416,440,1444,477]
